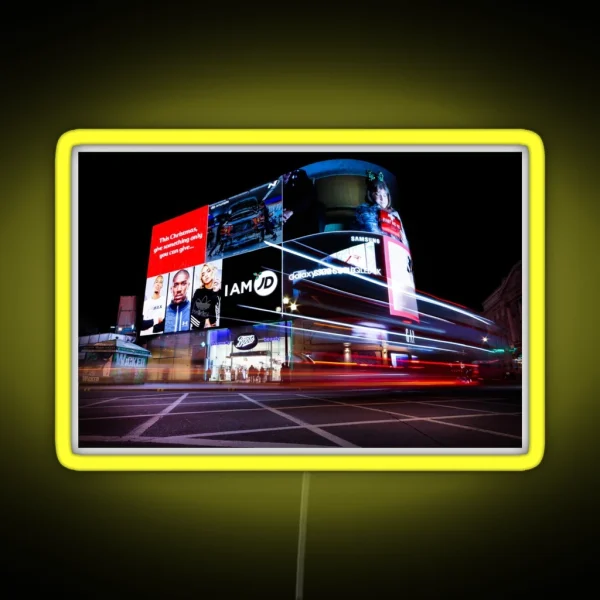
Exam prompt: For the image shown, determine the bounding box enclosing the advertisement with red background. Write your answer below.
[147,206,208,278]
[379,209,402,240]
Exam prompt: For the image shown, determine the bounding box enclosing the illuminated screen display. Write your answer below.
[146,206,209,278]
[383,237,419,322]
[164,267,193,333]
[282,231,390,323]
[282,159,409,247]
[190,260,223,330]
[219,246,283,326]
[143,159,416,336]
[140,273,168,335]
[207,179,283,261]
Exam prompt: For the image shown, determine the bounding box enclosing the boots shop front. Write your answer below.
[206,325,288,383]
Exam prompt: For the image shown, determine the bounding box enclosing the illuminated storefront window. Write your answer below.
[205,326,287,382]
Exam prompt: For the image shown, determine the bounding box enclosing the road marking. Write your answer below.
[238,393,357,448]
[191,419,396,438]
[81,399,254,410]
[427,397,520,406]
[185,411,522,439]
[424,417,522,439]
[78,435,324,448]
[80,407,267,420]
[296,394,521,414]
[297,394,521,441]
[297,393,416,420]
[126,393,189,437]
[145,437,325,448]
[414,400,514,414]
[80,393,182,408]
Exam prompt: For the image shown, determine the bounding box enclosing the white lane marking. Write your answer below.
[81,399,253,410]
[294,395,522,413]
[424,417,522,439]
[296,394,521,440]
[414,400,515,414]
[189,420,395,438]
[238,393,357,448]
[81,406,520,423]
[186,411,522,439]
[426,397,520,406]
[80,407,266,420]
[297,393,415,419]
[126,393,189,437]
[80,393,182,408]
[80,408,522,445]
[78,435,325,448]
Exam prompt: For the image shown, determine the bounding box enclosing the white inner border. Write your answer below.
[72,144,529,456]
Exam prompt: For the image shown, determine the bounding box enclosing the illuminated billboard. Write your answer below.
[190,260,223,330]
[143,159,417,335]
[219,246,283,326]
[164,267,192,333]
[207,178,283,261]
[282,231,418,325]
[140,273,168,336]
[383,237,419,322]
[146,206,209,278]
[281,159,408,247]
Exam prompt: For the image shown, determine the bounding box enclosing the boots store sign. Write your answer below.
[234,334,258,350]
[220,247,283,325]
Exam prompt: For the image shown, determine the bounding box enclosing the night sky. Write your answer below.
[78,151,522,334]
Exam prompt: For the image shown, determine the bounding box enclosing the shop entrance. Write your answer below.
[229,351,271,383]
[207,335,286,383]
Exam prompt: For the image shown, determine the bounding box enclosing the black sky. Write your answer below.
[78,151,522,333]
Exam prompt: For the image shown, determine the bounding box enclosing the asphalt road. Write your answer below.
[77,384,523,449]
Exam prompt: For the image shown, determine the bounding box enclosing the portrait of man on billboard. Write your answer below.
[164,268,192,333]
[190,260,223,330]
[353,170,408,246]
[140,274,167,336]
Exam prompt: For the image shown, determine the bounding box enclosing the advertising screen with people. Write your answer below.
[164,268,192,333]
[190,260,223,330]
[140,273,168,336]
[143,158,415,336]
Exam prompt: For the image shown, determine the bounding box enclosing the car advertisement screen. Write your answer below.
[206,178,283,261]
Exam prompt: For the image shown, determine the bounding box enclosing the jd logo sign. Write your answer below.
[254,270,278,297]
[234,334,258,350]
[224,270,279,298]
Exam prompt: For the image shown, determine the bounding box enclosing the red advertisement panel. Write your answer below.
[378,209,403,241]
[147,206,209,278]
